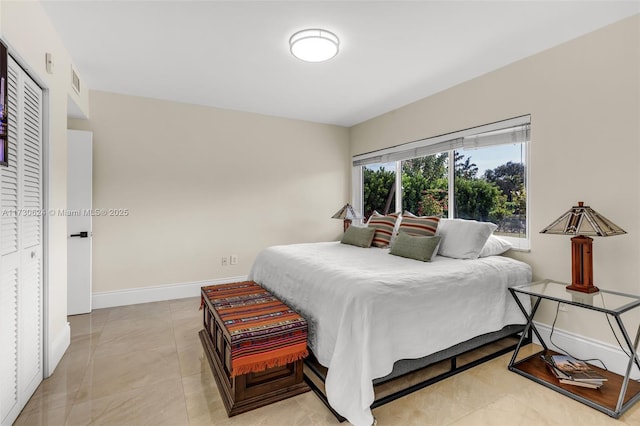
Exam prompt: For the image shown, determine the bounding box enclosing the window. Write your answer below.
[401,153,449,217]
[362,162,396,220]
[353,116,529,249]
[454,143,526,240]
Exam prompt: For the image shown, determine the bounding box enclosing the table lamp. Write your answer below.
[332,203,360,232]
[540,201,626,293]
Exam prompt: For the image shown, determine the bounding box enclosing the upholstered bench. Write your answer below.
[199,281,310,416]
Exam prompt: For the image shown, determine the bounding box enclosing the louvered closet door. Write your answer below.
[17,59,43,403]
[0,59,20,426]
[0,56,43,426]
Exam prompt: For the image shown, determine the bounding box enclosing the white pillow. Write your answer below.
[435,219,497,259]
[479,235,512,257]
[389,213,403,247]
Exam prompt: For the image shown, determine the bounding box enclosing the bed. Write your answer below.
[248,234,531,425]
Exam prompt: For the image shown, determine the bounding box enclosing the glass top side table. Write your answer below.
[508,279,640,419]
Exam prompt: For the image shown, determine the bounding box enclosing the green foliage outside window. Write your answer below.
[401,154,448,216]
[362,151,526,237]
[363,166,396,219]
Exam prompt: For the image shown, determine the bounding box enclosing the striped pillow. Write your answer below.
[398,211,440,237]
[368,211,400,248]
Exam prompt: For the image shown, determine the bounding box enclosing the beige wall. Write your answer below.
[69,91,349,292]
[1,0,89,374]
[350,15,640,343]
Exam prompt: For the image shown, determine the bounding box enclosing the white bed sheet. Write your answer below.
[248,242,531,426]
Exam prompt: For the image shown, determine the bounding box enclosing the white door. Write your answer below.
[67,130,92,315]
[0,56,43,426]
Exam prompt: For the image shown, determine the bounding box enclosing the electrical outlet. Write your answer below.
[222,256,228,266]
[559,303,569,312]
[230,255,238,265]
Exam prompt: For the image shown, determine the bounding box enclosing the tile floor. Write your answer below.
[14,297,640,426]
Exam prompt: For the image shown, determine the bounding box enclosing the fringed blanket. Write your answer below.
[201,281,308,377]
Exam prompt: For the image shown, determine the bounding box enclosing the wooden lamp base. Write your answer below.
[566,235,599,293]
[566,284,600,294]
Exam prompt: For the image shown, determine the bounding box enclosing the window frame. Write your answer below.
[352,116,531,251]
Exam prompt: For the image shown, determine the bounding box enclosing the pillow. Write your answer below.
[340,226,375,248]
[479,235,512,257]
[367,211,400,248]
[398,211,440,237]
[436,219,497,260]
[389,232,441,262]
[389,212,404,247]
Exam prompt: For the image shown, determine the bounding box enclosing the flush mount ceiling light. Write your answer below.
[289,29,339,62]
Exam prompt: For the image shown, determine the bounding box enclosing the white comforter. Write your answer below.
[248,242,531,426]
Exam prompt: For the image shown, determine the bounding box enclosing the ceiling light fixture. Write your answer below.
[289,29,339,62]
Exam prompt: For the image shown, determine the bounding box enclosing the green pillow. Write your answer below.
[389,232,441,262]
[340,226,376,248]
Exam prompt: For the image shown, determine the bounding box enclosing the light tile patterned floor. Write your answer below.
[14,297,640,425]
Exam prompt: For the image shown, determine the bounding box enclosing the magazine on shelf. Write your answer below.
[540,354,606,388]
[558,378,602,389]
[549,355,607,382]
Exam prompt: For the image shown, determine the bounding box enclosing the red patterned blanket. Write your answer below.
[201,281,308,377]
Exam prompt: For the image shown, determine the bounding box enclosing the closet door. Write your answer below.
[0,56,43,426]
[17,57,43,404]
[0,58,21,426]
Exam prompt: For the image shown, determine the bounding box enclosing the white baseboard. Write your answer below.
[92,276,248,309]
[45,321,70,377]
[533,321,640,380]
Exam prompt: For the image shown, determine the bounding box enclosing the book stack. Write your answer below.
[541,354,607,389]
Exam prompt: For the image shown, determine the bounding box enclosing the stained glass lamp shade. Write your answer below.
[332,203,360,232]
[540,202,626,293]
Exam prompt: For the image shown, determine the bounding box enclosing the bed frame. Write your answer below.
[303,324,531,421]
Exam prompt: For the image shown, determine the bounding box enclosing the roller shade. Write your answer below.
[353,115,530,167]
[462,124,530,150]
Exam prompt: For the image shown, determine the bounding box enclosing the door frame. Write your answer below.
[41,82,52,377]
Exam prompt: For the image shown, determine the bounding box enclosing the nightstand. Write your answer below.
[508,279,640,418]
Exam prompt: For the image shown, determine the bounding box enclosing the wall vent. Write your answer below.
[71,67,80,94]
